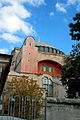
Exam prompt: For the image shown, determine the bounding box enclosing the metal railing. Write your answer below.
[0,95,46,120]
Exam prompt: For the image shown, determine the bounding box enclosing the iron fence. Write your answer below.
[0,95,46,120]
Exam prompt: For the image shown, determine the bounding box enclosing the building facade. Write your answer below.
[10,36,66,97]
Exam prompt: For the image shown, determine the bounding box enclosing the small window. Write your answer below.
[51,67,54,72]
[57,51,59,54]
[49,48,53,53]
[53,49,56,53]
[59,51,61,54]
[43,77,48,84]
[29,43,31,46]
[40,46,44,51]
[41,65,44,71]
[43,85,48,90]
[55,50,57,53]
[38,47,40,51]
[45,47,49,52]
[57,70,59,73]
[46,64,49,72]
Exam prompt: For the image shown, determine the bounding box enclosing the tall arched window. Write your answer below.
[41,65,44,71]
[51,67,54,72]
[42,76,53,96]
[46,64,49,72]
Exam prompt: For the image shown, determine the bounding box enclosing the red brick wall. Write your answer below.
[21,36,38,73]
[38,60,62,78]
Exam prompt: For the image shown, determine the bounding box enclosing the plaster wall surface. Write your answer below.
[37,52,65,66]
[21,37,38,73]
[53,83,65,98]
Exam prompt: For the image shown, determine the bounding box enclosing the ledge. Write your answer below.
[47,97,80,105]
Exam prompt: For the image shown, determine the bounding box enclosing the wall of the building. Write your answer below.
[9,36,66,98]
[37,52,65,66]
[7,71,43,88]
[5,71,65,98]
[21,36,38,73]
[15,49,22,72]
[11,36,65,77]
[38,60,62,78]
[10,48,20,71]
[53,82,65,98]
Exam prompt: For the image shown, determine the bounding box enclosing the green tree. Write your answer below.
[3,76,44,98]
[61,13,80,98]
[69,13,80,41]
[2,76,44,119]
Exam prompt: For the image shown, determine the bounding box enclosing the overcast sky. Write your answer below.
[0,0,80,55]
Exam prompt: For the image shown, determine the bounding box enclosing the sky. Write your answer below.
[0,0,80,55]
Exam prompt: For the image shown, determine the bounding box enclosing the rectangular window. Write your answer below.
[55,50,57,53]
[51,67,54,72]
[43,85,48,90]
[45,47,49,52]
[46,64,49,72]
[57,50,59,54]
[59,51,61,54]
[49,48,53,53]
[40,46,44,51]
[41,65,44,71]
[53,49,56,53]
[38,47,40,51]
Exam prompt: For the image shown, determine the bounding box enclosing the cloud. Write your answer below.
[0,0,45,44]
[55,0,80,13]
[0,33,22,43]
[77,4,80,11]
[67,0,77,5]
[67,0,80,11]
[0,0,45,7]
[0,49,8,54]
[50,12,54,16]
[56,3,67,13]
[24,0,45,6]
[0,3,32,34]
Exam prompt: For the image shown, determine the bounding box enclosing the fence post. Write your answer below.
[44,98,47,120]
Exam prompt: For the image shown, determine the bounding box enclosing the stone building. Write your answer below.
[10,36,66,97]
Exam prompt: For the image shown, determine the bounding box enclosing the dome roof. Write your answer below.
[35,42,55,48]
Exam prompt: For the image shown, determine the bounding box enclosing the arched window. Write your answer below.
[41,65,44,71]
[46,64,49,72]
[42,76,53,96]
[51,67,54,72]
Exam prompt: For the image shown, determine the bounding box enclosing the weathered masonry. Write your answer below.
[10,36,66,97]
[46,97,80,120]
